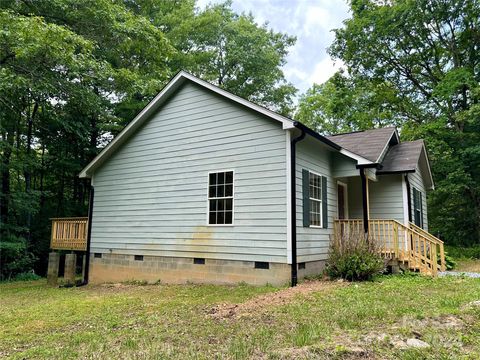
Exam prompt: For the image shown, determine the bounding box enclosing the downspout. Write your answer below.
[405,174,412,222]
[290,126,306,287]
[78,185,94,286]
[359,168,369,234]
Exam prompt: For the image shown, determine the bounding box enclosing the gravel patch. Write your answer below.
[439,271,480,278]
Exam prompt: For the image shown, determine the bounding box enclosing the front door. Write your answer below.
[337,183,347,219]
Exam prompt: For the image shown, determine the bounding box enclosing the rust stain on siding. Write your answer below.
[173,226,214,256]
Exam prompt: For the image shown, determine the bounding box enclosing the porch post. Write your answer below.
[360,168,369,233]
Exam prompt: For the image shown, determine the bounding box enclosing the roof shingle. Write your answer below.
[377,140,424,173]
[326,127,397,162]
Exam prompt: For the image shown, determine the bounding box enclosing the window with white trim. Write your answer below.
[413,187,423,228]
[208,171,233,225]
[309,172,322,227]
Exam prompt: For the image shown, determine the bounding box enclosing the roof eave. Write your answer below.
[79,71,295,178]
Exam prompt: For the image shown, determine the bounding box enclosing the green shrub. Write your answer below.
[445,245,480,260]
[12,272,42,282]
[326,231,385,281]
[440,252,457,270]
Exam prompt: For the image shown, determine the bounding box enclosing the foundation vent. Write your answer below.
[94,253,102,259]
[254,261,269,269]
[134,255,144,261]
[194,258,205,265]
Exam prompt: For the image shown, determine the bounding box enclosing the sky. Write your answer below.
[196,0,351,94]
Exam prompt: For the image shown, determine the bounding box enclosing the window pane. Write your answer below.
[217,211,225,224]
[225,198,233,211]
[209,173,216,186]
[218,172,225,184]
[225,171,233,184]
[209,185,216,198]
[225,184,233,197]
[209,212,217,225]
[217,185,225,197]
[225,211,233,224]
[218,199,225,211]
[209,200,217,211]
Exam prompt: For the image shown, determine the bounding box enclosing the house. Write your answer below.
[49,71,445,286]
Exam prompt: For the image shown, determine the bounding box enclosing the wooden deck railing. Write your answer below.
[333,219,445,276]
[50,217,88,251]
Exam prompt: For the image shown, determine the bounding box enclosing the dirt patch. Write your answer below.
[207,280,344,320]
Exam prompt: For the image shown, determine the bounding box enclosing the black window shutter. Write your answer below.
[302,169,310,227]
[419,190,424,228]
[322,176,328,228]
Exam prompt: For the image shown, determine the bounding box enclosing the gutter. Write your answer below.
[293,122,341,150]
[78,186,94,286]
[290,123,306,287]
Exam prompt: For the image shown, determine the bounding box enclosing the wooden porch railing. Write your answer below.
[333,219,445,276]
[50,217,88,251]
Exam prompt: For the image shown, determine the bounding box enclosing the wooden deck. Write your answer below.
[50,217,88,251]
[334,219,446,275]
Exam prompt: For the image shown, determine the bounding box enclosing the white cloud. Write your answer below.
[196,0,351,94]
[310,57,345,85]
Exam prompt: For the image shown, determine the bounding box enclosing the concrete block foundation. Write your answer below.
[89,253,326,286]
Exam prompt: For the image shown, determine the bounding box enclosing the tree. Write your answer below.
[296,71,401,134]
[0,0,297,278]
[125,0,297,115]
[298,0,480,245]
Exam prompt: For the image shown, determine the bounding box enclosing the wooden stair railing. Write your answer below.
[333,219,445,276]
[50,217,88,251]
[408,222,446,272]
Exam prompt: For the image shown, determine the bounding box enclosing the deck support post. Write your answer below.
[47,252,60,286]
[64,253,77,286]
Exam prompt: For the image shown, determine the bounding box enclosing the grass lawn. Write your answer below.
[1,275,480,359]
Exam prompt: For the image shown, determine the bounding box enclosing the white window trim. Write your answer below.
[308,170,323,229]
[206,169,235,227]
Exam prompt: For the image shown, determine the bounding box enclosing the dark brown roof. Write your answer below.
[377,140,424,173]
[326,127,397,162]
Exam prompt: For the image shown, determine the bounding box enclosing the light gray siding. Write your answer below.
[347,175,404,223]
[332,153,358,178]
[91,82,288,263]
[369,175,404,222]
[295,137,336,263]
[409,166,428,230]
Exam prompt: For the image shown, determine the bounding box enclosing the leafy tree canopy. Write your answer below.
[0,0,296,279]
[298,0,480,246]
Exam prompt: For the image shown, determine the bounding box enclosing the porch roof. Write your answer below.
[377,140,424,173]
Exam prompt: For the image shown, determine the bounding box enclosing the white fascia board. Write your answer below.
[420,144,435,190]
[376,128,399,163]
[79,71,295,178]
